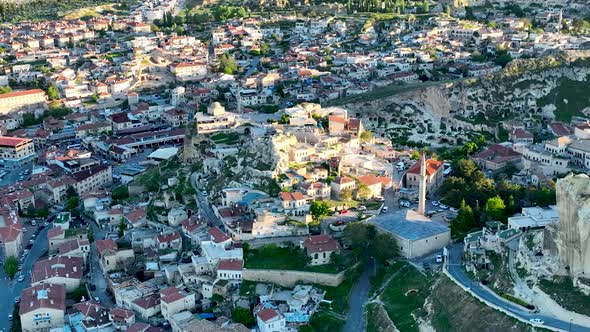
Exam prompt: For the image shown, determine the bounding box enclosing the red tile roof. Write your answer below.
[358,174,382,187]
[48,227,64,240]
[20,283,66,315]
[31,256,84,283]
[208,227,230,243]
[96,239,117,255]
[303,234,340,254]
[157,231,181,244]
[280,191,305,201]
[328,115,347,125]
[407,159,443,176]
[0,88,44,99]
[0,136,32,147]
[257,308,280,322]
[217,259,243,271]
[132,294,160,309]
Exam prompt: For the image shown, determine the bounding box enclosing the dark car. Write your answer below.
[90,284,96,291]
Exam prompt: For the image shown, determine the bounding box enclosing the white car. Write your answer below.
[201,191,208,197]
[435,255,443,263]
[529,318,544,325]
[400,200,411,208]
[381,206,388,213]
[17,275,25,282]
[431,201,440,207]
[439,204,448,210]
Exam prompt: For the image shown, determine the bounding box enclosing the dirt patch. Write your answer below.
[366,303,399,332]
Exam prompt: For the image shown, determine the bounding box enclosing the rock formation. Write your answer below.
[552,173,590,278]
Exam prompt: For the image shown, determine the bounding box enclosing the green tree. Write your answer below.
[422,1,429,13]
[70,284,88,302]
[46,83,60,100]
[360,130,373,143]
[66,196,79,211]
[232,307,255,327]
[410,150,420,160]
[66,186,78,199]
[0,86,12,94]
[218,53,238,75]
[118,219,128,237]
[4,256,18,279]
[342,222,375,249]
[340,188,353,201]
[278,113,289,124]
[451,199,477,238]
[356,183,372,201]
[484,195,506,221]
[370,233,399,262]
[445,4,451,16]
[112,185,129,200]
[310,201,331,222]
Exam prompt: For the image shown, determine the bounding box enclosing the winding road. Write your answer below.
[446,244,590,332]
[343,257,375,332]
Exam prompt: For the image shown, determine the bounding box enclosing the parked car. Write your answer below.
[95,297,101,303]
[17,275,25,282]
[381,206,388,213]
[8,315,13,321]
[431,201,440,207]
[529,318,544,325]
[435,255,443,263]
[400,200,411,208]
[14,297,20,303]
[439,204,448,210]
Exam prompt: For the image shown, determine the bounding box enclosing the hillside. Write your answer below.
[336,51,590,148]
[367,269,543,332]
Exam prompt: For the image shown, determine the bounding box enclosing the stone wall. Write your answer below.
[242,268,347,287]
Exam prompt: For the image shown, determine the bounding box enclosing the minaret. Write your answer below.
[417,153,427,216]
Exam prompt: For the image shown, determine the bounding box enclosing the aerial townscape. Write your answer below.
[1,0,590,331]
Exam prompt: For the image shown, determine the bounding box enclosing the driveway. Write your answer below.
[446,244,590,332]
[343,257,375,332]
[0,226,49,331]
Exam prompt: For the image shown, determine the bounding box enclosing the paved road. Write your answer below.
[343,257,375,332]
[447,244,590,332]
[190,173,222,229]
[88,221,115,307]
[0,226,49,331]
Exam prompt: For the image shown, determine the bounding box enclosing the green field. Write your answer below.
[539,276,590,316]
[378,265,433,331]
[537,76,590,122]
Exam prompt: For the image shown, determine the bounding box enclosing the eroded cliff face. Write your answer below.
[554,174,590,278]
[339,52,590,147]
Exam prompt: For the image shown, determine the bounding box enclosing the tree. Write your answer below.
[232,307,255,327]
[343,222,375,249]
[118,219,128,237]
[218,53,238,75]
[445,4,451,16]
[370,233,399,262]
[46,83,60,100]
[4,256,18,279]
[422,1,429,13]
[451,199,477,238]
[310,201,330,222]
[340,188,353,201]
[66,186,78,199]
[360,130,373,143]
[112,185,129,200]
[278,113,289,124]
[70,284,88,302]
[0,86,12,94]
[410,150,420,160]
[356,183,372,201]
[66,196,79,211]
[484,195,506,221]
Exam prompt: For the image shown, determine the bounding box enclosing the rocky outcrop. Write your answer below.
[551,173,590,279]
[338,52,590,147]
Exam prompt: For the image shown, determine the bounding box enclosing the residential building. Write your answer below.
[20,284,66,332]
[0,89,46,114]
[160,287,196,320]
[0,136,35,168]
[301,235,340,266]
[405,159,444,194]
[256,308,286,332]
[31,256,84,292]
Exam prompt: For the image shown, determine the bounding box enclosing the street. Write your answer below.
[87,220,115,307]
[0,225,49,331]
[343,257,375,332]
[446,244,590,332]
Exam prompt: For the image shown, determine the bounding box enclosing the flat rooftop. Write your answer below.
[369,209,449,241]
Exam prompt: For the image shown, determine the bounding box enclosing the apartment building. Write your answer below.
[0,136,35,168]
[20,284,66,332]
[0,89,46,114]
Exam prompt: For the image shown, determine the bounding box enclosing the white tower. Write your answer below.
[417,153,427,216]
